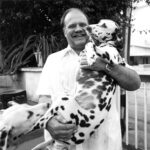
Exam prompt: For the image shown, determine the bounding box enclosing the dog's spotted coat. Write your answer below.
[0,101,50,150]
[30,19,125,150]
[0,19,125,150]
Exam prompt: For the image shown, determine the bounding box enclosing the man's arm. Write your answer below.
[38,95,77,141]
[104,63,141,91]
[80,56,141,91]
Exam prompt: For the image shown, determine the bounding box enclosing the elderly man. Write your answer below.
[37,8,141,150]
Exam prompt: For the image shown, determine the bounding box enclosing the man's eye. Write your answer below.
[79,23,87,27]
[68,24,76,28]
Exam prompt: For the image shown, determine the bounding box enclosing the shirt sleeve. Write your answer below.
[36,55,55,96]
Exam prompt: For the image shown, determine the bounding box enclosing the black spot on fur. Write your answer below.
[83,81,95,89]
[66,121,73,124]
[102,81,110,86]
[60,105,65,110]
[106,104,111,111]
[61,97,69,100]
[100,119,104,124]
[70,113,79,125]
[55,106,59,111]
[94,124,100,129]
[90,131,95,137]
[63,141,70,145]
[7,144,10,148]
[98,102,107,111]
[106,98,112,111]
[90,110,95,114]
[13,136,17,141]
[99,97,107,104]
[76,139,84,144]
[27,111,34,119]
[1,130,7,139]
[90,115,95,119]
[71,136,84,144]
[92,89,99,95]
[51,109,54,114]
[97,85,107,91]
[79,132,85,137]
[40,118,45,122]
[71,136,76,142]
[40,123,44,127]
[54,112,58,116]
[47,103,50,108]
[77,110,89,122]
[80,120,90,127]
[17,134,22,138]
[0,140,4,147]
[102,36,107,41]
[33,123,40,130]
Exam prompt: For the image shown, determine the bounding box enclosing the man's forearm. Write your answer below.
[104,64,141,91]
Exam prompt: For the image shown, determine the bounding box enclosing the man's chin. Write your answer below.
[74,39,87,45]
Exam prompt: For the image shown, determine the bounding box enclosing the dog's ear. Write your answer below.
[101,23,107,28]
[0,127,11,150]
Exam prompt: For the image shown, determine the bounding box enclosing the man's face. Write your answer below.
[63,10,89,51]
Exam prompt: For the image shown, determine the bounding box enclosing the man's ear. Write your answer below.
[63,27,67,38]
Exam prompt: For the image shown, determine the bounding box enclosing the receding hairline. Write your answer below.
[60,8,88,27]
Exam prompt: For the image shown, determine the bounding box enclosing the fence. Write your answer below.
[122,73,150,150]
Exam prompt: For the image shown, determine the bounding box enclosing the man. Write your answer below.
[36,8,141,150]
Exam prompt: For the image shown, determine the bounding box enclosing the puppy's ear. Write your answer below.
[0,127,10,149]
[101,23,107,28]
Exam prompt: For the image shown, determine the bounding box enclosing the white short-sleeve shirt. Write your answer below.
[36,45,122,150]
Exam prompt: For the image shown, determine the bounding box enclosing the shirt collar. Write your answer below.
[64,45,81,57]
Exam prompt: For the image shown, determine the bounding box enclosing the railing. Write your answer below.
[122,70,150,150]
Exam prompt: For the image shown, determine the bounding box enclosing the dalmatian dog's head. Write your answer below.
[85,19,120,46]
[83,19,125,66]
[0,102,50,150]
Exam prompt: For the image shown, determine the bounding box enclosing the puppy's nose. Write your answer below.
[86,26,92,32]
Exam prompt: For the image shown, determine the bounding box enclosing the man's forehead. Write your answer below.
[64,10,88,26]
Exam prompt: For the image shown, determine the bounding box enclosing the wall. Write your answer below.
[0,68,42,102]
[18,68,42,102]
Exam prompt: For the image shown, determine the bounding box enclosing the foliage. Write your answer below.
[0,33,61,75]
[0,0,150,74]
[1,35,36,74]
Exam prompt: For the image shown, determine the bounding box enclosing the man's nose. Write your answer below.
[75,24,83,31]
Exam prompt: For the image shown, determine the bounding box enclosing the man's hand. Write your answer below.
[80,52,108,71]
[46,115,77,142]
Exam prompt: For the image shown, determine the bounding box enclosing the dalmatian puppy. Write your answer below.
[30,19,125,150]
[0,101,50,150]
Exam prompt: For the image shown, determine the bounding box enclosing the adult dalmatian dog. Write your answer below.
[30,19,125,150]
[0,19,125,150]
[0,101,50,150]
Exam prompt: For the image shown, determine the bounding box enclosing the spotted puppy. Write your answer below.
[30,19,125,150]
[0,101,50,150]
